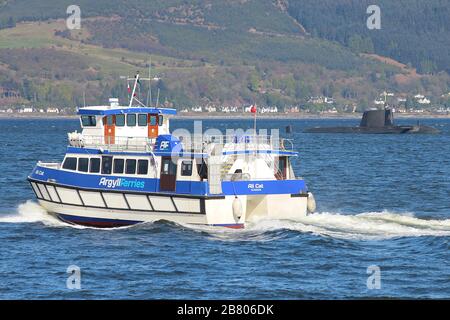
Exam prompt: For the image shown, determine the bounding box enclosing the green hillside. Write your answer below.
[287,0,450,74]
[0,0,449,110]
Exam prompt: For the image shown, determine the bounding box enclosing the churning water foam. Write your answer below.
[2,201,450,240]
[0,200,68,227]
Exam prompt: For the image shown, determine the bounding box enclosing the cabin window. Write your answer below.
[137,160,148,175]
[275,156,287,180]
[78,158,89,172]
[106,115,114,126]
[113,159,124,174]
[101,156,113,175]
[115,114,125,127]
[162,158,177,175]
[158,115,164,126]
[81,115,96,127]
[127,114,136,126]
[197,160,208,180]
[62,157,77,171]
[126,159,137,174]
[149,115,157,126]
[181,160,193,176]
[138,114,147,126]
[89,158,100,173]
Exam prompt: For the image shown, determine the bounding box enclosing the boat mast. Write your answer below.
[147,58,152,107]
[124,70,160,108]
[128,72,140,108]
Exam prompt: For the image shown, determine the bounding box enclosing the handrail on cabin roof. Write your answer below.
[77,107,177,116]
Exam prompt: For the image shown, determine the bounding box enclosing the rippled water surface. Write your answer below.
[0,117,449,299]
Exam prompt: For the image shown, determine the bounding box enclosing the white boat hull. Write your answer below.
[30,181,308,228]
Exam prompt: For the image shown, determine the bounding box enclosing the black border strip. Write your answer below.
[122,193,131,210]
[28,177,225,200]
[76,189,85,206]
[78,189,108,208]
[146,195,155,211]
[170,197,179,212]
[38,198,205,215]
[29,181,43,200]
[50,185,62,203]
[291,193,308,198]
[33,181,205,215]
[200,198,206,214]
[99,192,108,208]
[37,183,51,201]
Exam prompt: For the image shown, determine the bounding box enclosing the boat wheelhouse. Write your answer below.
[28,74,315,228]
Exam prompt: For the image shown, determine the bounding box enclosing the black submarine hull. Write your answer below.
[305,125,439,134]
[304,109,440,134]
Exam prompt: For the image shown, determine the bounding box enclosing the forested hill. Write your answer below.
[0,0,449,110]
[287,0,450,74]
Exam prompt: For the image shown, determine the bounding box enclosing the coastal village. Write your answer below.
[1,91,450,116]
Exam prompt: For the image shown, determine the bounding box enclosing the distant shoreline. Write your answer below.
[1,112,450,120]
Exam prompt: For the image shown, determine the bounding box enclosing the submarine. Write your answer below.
[304,109,440,134]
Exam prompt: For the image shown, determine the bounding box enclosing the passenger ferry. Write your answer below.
[28,74,315,228]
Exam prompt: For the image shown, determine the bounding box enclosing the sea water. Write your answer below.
[0,117,449,299]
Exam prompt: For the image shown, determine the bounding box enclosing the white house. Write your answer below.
[20,107,34,113]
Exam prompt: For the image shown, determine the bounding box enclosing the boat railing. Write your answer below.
[222,172,252,181]
[68,133,155,152]
[37,162,61,169]
[180,134,294,153]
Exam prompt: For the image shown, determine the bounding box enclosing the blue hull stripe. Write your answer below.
[57,214,141,227]
[57,214,244,229]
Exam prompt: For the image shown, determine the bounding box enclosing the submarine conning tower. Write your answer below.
[360,109,394,128]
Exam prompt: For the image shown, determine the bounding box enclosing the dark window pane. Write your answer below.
[115,114,125,127]
[63,157,77,171]
[78,158,89,172]
[137,160,148,175]
[106,115,114,126]
[162,159,177,175]
[158,115,163,126]
[149,115,157,126]
[197,160,208,179]
[127,114,136,126]
[181,160,193,176]
[89,158,100,173]
[81,116,96,127]
[138,114,147,126]
[101,156,113,175]
[126,159,136,174]
[114,159,124,174]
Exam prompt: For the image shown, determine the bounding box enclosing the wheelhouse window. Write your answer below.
[78,158,89,172]
[106,115,114,126]
[149,115,157,126]
[62,157,77,171]
[137,160,148,175]
[126,159,137,174]
[127,114,136,126]
[114,159,124,174]
[101,156,113,175]
[158,115,164,126]
[81,115,96,127]
[89,158,100,173]
[115,114,125,127]
[181,160,193,176]
[138,114,147,126]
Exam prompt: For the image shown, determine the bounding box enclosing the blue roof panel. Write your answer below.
[77,107,177,116]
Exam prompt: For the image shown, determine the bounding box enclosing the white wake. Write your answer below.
[184,211,450,241]
[0,200,68,227]
[2,202,450,239]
